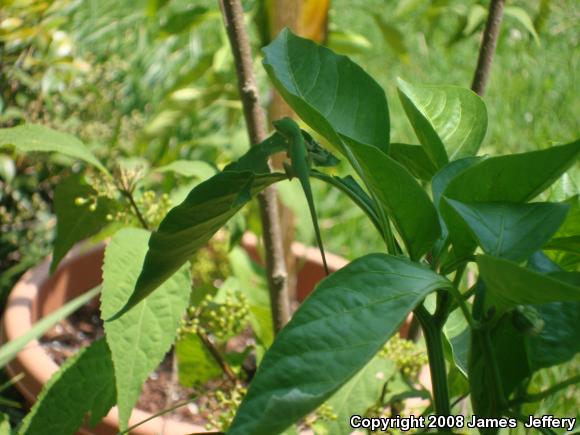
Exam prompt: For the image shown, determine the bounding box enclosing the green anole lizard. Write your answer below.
[273,117,329,275]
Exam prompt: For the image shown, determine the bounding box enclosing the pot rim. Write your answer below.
[1,234,349,434]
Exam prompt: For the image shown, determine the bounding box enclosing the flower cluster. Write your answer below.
[380,335,428,381]
[181,291,250,342]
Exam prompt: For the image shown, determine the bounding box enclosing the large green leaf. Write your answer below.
[389,143,438,181]
[442,141,580,256]
[18,339,115,435]
[229,254,450,435]
[324,357,397,435]
[348,142,440,260]
[526,300,580,371]
[0,124,106,172]
[397,79,487,168]
[262,28,390,154]
[544,195,580,255]
[443,199,569,262]
[100,228,191,430]
[477,255,580,311]
[444,140,580,203]
[51,174,116,273]
[431,157,482,258]
[0,287,100,368]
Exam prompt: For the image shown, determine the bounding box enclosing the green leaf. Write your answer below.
[51,174,116,273]
[326,29,372,55]
[504,6,540,45]
[463,4,487,35]
[229,254,450,435]
[263,28,390,154]
[0,124,106,172]
[159,7,219,34]
[348,142,440,260]
[477,255,580,311]
[443,140,580,203]
[371,15,408,59]
[526,300,580,371]
[0,287,100,368]
[228,248,273,348]
[0,413,10,435]
[397,79,487,168]
[100,228,191,430]
[112,169,285,318]
[154,160,216,180]
[310,171,381,234]
[544,195,580,253]
[18,339,115,435]
[324,357,397,435]
[443,199,569,262]
[176,333,222,386]
[389,143,437,181]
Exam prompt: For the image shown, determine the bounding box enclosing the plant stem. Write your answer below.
[117,397,198,435]
[197,331,237,384]
[122,190,149,231]
[219,0,290,333]
[510,374,580,405]
[414,304,450,416]
[471,0,506,96]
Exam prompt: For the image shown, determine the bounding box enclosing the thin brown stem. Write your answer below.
[197,330,237,384]
[471,0,506,96]
[219,0,290,333]
[122,190,149,231]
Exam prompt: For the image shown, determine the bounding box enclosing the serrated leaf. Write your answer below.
[263,28,390,154]
[324,357,396,435]
[112,148,286,317]
[176,333,222,386]
[477,255,580,311]
[154,160,216,180]
[18,339,115,435]
[51,174,116,273]
[229,254,450,434]
[397,79,487,168]
[0,124,106,172]
[443,199,569,262]
[100,228,192,430]
[347,141,440,260]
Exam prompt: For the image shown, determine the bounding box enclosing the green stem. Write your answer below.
[414,304,450,416]
[510,374,580,405]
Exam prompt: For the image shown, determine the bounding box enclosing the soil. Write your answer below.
[39,300,226,427]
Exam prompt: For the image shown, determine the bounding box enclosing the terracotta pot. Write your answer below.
[2,234,363,434]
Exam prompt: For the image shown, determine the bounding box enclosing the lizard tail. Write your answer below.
[314,222,330,276]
